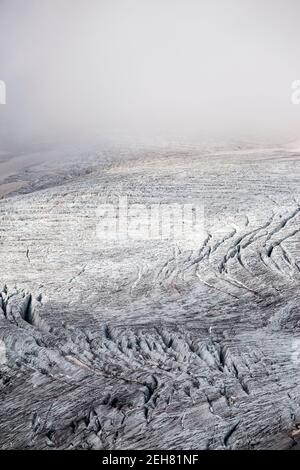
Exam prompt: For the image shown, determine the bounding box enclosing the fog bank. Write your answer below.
[1,0,300,151]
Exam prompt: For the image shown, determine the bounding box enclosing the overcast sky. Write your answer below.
[1,0,300,150]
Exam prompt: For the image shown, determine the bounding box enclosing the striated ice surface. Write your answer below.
[0,144,299,449]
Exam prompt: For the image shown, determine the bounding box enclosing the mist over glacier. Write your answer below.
[1,0,300,151]
[1,1,300,451]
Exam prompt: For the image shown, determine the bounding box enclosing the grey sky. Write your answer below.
[0,0,300,149]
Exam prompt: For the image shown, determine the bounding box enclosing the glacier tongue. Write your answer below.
[0,145,299,449]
